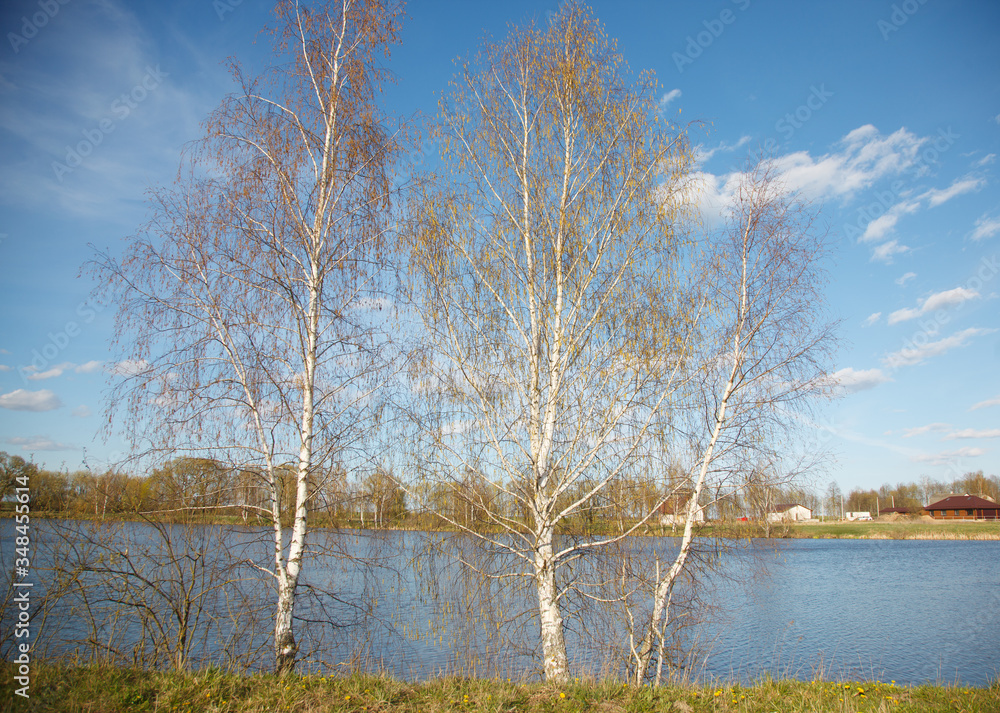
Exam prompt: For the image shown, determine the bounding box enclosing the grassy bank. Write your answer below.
[5,508,999,540]
[784,519,1000,540]
[2,663,998,713]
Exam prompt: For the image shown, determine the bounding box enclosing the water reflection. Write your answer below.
[2,520,997,684]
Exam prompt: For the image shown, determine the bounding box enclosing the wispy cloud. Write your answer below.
[970,213,1000,242]
[919,175,985,207]
[694,134,751,165]
[912,447,986,465]
[902,423,951,438]
[863,312,881,327]
[860,201,918,242]
[888,287,980,325]
[0,0,224,219]
[974,153,995,167]
[658,88,682,111]
[5,435,75,452]
[945,428,1000,440]
[871,239,909,264]
[828,367,892,394]
[774,124,925,199]
[22,360,106,380]
[75,360,104,374]
[883,327,995,368]
[895,272,917,286]
[690,125,940,225]
[109,359,150,377]
[0,389,62,411]
[970,394,1000,411]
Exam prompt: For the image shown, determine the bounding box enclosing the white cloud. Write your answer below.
[658,88,682,110]
[974,153,996,167]
[863,313,881,327]
[22,360,105,380]
[694,135,751,165]
[110,359,150,376]
[883,327,995,368]
[902,423,951,438]
[773,125,925,200]
[922,287,980,312]
[0,389,62,411]
[887,287,980,325]
[970,394,1000,411]
[690,125,940,224]
[970,214,1000,242]
[920,176,984,207]
[860,201,918,242]
[912,447,986,465]
[72,405,93,418]
[5,436,75,452]
[895,272,917,286]
[871,240,909,263]
[828,367,892,394]
[945,428,1000,440]
[0,364,10,372]
[26,364,71,380]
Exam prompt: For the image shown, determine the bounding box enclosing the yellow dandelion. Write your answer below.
[559,692,566,699]
[714,690,722,697]
[345,695,351,701]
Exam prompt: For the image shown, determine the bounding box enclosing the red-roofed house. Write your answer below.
[924,495,1000,521]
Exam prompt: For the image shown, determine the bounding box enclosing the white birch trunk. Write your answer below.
[634,232,751,684]
[535,527,569,683]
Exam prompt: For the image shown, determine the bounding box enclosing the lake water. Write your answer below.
[2,520,998,685]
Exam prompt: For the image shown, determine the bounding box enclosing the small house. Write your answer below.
[767,503,812,523]
[924,494,1000,521]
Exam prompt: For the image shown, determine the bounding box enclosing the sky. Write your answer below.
[0,0,998,495]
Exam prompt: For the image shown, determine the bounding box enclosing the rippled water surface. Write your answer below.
[3,521,997,684]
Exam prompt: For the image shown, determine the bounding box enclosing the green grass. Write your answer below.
[786,520,1000,540]
[2,663,998,713]
[5,507,999,540]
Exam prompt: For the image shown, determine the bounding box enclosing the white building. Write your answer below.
[659,508,705,526]
[766,503,813,523]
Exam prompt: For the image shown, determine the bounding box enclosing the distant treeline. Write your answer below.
[3,450,997,526]
[823,471,999,518]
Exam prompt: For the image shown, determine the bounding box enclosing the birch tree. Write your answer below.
[97,0,401,673]
[405,4,692,683]
[627,157,833,683]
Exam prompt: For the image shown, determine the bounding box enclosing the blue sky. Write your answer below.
[0,0,998,494]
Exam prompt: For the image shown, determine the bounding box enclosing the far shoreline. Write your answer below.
[4,510,999,540]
